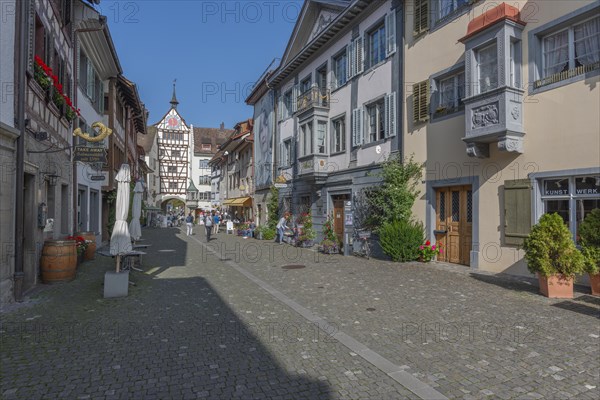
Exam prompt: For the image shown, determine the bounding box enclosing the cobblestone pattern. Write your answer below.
[1,227,418,400]
[195,230,600,400]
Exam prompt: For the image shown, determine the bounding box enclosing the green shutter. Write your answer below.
[504,179,532,246]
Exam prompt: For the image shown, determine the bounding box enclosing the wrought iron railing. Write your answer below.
[534,63,600,89]
[296,87,330,114]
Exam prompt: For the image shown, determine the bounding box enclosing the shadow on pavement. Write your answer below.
[0,263,333,399]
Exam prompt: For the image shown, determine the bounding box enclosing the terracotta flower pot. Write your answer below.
[538,274,574,298]
[589,273,600,296]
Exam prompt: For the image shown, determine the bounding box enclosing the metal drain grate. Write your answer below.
[366,308,376,312]
[281,265,306,270]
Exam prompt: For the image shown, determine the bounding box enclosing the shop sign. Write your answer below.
[543,179,569,196]
[74,146,107,164]
[575,176,600,195]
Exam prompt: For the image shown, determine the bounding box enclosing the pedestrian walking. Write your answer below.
[204,212,213,242]
[213,212,220,234]
[185,213,194,236]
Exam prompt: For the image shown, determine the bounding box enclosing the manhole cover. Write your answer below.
[366,308,376,312]
[317,286,325,289]
[282,265,306,270]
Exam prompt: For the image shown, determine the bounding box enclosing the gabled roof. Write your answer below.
[117,75,147,134]
[154,107,189,130]
[279,0,350,68]
[269,0,372,87]
[138,127,157,153]
[193,126,234,154]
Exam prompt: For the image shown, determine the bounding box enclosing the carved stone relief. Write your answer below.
[471,104,499,128]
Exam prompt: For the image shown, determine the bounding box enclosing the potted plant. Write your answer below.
[320,215,339,254]
[296,212,315,247]
[67,235,88,267]
[523,213,585,298]
[578,208,600,295]
[262,227,276,240]
[319,239,339,254]
[417,240,442,262]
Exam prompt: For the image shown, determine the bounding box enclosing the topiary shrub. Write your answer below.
[379,219,425,262]
[579,208,600,274]
[522,213,585,277]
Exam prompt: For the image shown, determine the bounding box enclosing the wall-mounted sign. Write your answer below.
[74,146,107,164]
[90,175,106,181]
[274,183,288,188]
[73,122,113,142]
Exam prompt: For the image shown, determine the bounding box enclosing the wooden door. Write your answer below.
[435,186,472,266]
[333,200,344,243]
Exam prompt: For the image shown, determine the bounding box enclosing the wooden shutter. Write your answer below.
[504,179,533,246]
[385,11,397,57]
[277,95,283,121]
[414,0,429,37]
[413,80,430,123]
[385,92,397,137]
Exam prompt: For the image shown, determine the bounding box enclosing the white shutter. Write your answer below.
[385,11,397,57]
[352,107,363,147]
[292,84,299,113]
[356,36,364,74]
[277,95,283,121]
[347,40,355,78]
[385,92,397,137]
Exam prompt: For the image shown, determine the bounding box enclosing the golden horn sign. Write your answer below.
[73,122,113,143]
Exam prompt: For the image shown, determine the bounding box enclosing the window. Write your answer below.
[366,100,385,143]
[413,80,430,123]
[169,181,178,190]
[301,76,312,94]
[281,139,292,167]
[168,166,177,174]
[437,0,468,21]
[300,121,313,157]
[172,150,181,158]
[199,160,208,169]
[316,121,327,154]
[332,117,346,153]
[540,16,600,84]
[201,143,211,152]
[283,89,293,119]
[437,71,465,112]
[477,43,498,93]
[333,50,347,88]
[539,175,600,243]
[509,41,522,88]
[368,24,386,68]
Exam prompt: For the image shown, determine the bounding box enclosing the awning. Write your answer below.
[222,198,235,205]
[231,197,252,206]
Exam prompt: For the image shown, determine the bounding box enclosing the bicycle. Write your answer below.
[353,228,371,259]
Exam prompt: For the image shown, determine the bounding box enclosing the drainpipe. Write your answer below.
[14,0,30,302]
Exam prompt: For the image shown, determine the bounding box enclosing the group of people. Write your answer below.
[185,211,222,242]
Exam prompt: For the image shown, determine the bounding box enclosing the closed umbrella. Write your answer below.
[129,180,144,241]
[110,164,132,267]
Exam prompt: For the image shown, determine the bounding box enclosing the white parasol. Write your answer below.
[129,180,144,241]
[110,164,132,265]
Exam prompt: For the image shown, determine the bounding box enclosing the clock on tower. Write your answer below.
[167,116,180,129]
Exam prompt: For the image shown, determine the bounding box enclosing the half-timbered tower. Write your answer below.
[154,84,191,208]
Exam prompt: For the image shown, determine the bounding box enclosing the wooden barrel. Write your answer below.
[40,240,77,283]
[76,231,96,260]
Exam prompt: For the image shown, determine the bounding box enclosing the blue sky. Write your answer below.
[96,1,301,128]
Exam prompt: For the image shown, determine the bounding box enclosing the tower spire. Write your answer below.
[170,79,179,109]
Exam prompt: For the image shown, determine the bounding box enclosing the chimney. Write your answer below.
[220,122,225,131]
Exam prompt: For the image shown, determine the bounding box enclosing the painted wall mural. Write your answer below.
[253,90,275,189]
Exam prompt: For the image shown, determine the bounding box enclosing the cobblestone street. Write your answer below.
[1,226,599,400]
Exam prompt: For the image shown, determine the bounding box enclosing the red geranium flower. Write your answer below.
[425,240,431,246]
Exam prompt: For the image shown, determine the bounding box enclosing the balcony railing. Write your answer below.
[296,87,330,114]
